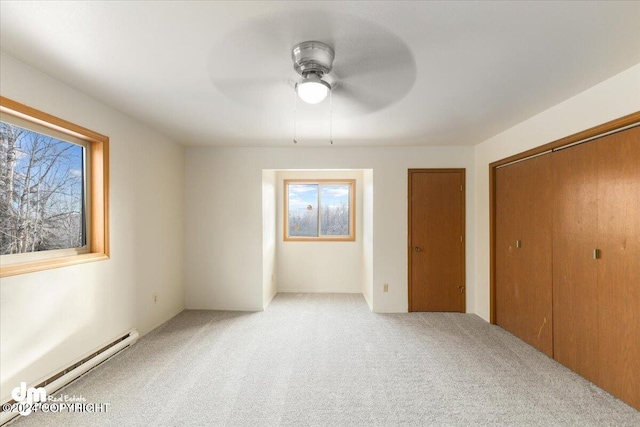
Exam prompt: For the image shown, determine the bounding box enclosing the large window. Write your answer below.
[0,97,109,277]
[284,179,355,241]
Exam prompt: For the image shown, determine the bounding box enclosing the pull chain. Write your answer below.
[293,89,298,144]
[329,89,333,145]
[293,87,333,145]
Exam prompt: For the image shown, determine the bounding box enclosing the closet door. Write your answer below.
[597,126,640,409]
[552,141,600,383]
[495,154,553,356]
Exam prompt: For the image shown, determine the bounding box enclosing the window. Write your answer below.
[284,179,355,241]
[0,97,109,277]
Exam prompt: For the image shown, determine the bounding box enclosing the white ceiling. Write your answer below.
[1,1,639,147]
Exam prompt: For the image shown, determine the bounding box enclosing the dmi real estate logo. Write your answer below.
[4,382,110,417]
[10,382,46,415]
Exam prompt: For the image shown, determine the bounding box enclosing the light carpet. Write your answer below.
[10,293,640,426]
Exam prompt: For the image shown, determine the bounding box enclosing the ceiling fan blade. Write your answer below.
[332,78,409,114]
[327,33,416,114]
[213,77,289,108]
[332,35,416,80]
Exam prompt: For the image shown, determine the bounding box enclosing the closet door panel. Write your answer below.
[495,154,553,356]
[495,164,520,339]
[597,126,640,410]
[495,165,517,332]
[552,142,600,383]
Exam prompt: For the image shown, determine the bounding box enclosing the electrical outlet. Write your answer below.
[383,284,389,292]
[153,293,158,304]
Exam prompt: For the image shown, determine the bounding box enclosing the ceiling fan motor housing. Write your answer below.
[292,41,335,77]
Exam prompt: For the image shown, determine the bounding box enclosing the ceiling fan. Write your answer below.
[207,10,417,117]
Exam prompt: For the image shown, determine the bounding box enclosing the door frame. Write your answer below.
[408,168,466,313]
[488,111,640,324]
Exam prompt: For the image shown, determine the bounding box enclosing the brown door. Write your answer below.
[495,154,553,357]
[409,169,465,312]
[596,126,640,409]
[552,140,600,384]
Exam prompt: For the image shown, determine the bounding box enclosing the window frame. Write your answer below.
[0,96,110,277]
[284,179,356,242]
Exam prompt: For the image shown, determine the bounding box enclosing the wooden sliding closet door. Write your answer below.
[552,141,600,384]
[596,126,640,409]
[495,154,553,356]
[493,118,640,410]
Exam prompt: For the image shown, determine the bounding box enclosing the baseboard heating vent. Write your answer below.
[0,329,138,426]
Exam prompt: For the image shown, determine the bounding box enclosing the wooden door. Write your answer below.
[596,126,640,410]
[495,154,553,356]
[552,141,600,384]
[409,169,465,312]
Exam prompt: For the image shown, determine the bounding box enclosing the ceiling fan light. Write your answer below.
[296,78,330,104]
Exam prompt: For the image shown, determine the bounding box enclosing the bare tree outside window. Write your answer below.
[0,121,85,255]
[288,184,319,237]
[320,184,350,236]
[285,180,354,241]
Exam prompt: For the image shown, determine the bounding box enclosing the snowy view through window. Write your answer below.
[288,183,351,238]
[0,121,85,255]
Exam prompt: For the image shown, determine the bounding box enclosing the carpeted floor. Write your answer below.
[10,293,640,426]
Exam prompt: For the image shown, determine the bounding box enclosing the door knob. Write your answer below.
[414,247,422,252]
[458,285,465,293]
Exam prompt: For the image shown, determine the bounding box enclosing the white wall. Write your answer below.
[276,170,363,294]
[473,63,640,321]
[185,146,475,313]
[0,52,185,400]
[362,169,374,310]
[262,170,277,308]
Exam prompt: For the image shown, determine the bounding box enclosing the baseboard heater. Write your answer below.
[0,329,138,426]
